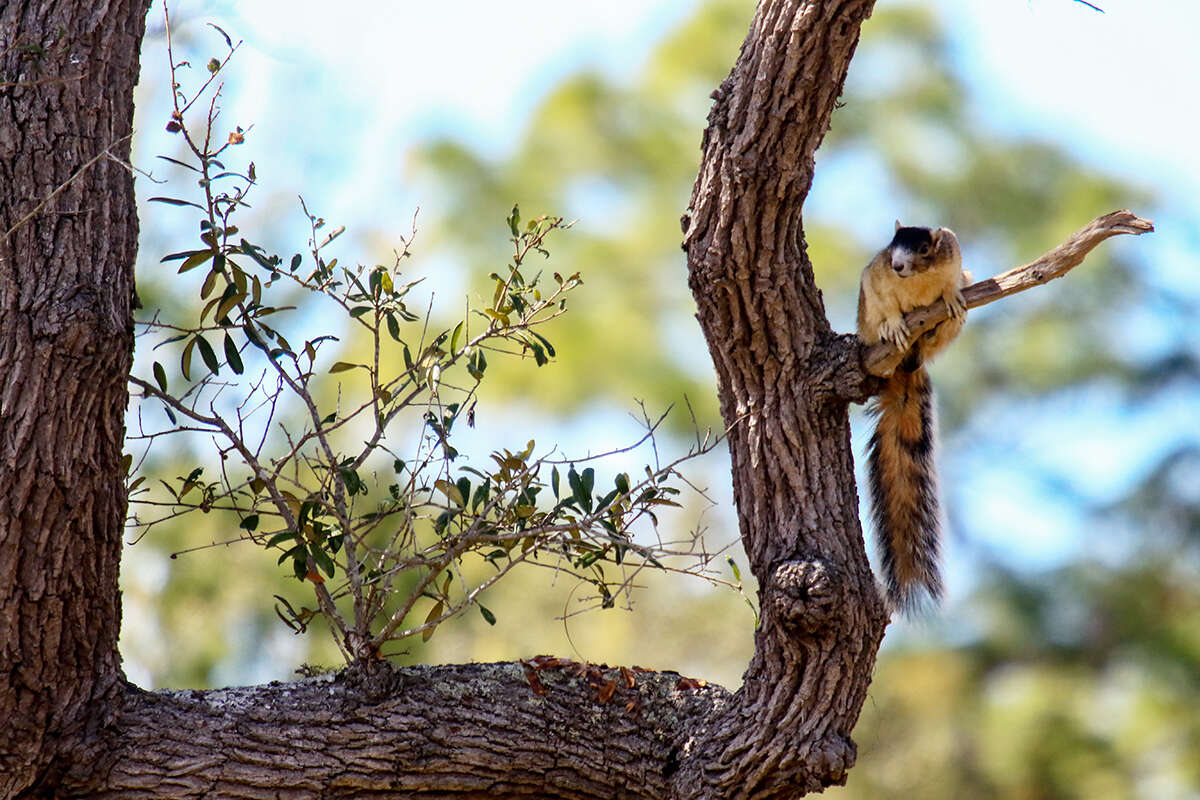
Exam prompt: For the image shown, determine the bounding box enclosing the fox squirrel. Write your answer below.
[857,222,970,614]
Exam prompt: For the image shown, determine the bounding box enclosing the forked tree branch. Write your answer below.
[862,210,1154,378]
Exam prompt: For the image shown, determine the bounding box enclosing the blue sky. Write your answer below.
[144,0,1200,211]
[136,0,1199,540]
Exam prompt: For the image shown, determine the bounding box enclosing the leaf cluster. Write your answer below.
[126,23,725,665]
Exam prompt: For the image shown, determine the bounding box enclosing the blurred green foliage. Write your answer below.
[124,2,1199,796]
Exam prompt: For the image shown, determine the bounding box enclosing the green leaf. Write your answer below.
[267,531,295,548]
[466,348,488,380]
[530,330,557,358]
[240,514,259,531]
[161,249,208,263]
[450,321,464,354]
[571,467,594,513]
[155,155,199,173]
[478,604,497,626]
[207,22,233,48]
[180,336,197,381]
[200,267,220,300]
[243,322,266,350]
[568,466,582,503]
[328,361,358,373]
[552,466,561,499]
[178,249,214,274]
[239,239,274,270]
[484,307,510,327]
[148,196,206,210]
[310,544,336,578]
[277,542,302,564]
[422,601,444,642]
[615,473,630,495]
[507,203,520,237]
[471,479,490,511]
[215,287,246,323]
[224,333,243,374]
[385,312,400,342]
[292,553,309,581]
[152,361,168,393]
[195,335,220,375]
[595,489,619,512]
[339,467,362,495]
[435,479,464,507]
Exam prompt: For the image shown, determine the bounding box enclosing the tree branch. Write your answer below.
[62,664,727,799]
[862,209,1154,379]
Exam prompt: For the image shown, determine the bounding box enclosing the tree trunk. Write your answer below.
[0,1,150,796]
[675,1,888,795]
[1,1,889,798]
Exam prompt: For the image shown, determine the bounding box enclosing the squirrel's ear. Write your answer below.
[894,219,902,232]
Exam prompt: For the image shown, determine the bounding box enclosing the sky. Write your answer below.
[142,0,1200,211]
[126,0,1200,674]
[136,0,1200,349]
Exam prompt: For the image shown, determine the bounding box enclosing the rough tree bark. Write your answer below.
[0,1,1151,798]
[1,0,150,796]
[674,1,889,795]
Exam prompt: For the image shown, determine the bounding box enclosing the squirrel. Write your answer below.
[857,222,971,615]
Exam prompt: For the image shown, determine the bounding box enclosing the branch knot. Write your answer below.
[770,558,843,633]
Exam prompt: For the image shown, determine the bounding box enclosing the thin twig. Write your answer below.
[3,134,133,240]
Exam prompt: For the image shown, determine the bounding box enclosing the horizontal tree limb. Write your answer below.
[862,210,1154,378]
[64,662,728,799]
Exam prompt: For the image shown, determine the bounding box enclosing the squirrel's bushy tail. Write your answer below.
[866,361,943,614]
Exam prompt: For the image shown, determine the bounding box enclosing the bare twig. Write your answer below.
[3,134,133,240]
[863,209,1154,377]
[0,71,87,89]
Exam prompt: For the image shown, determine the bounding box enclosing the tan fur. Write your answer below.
[857,227,970,353]
[858,226,970,614]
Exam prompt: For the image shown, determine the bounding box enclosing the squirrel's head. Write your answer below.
[887,223,961,277]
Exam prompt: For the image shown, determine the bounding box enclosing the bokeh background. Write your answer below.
[123,1,1200,797]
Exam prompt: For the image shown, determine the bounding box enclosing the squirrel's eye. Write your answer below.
[919,245,931,256]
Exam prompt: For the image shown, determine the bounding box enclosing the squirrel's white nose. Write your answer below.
[890,251,915,275]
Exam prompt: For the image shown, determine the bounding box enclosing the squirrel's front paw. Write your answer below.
[878,317,909,349]
[945,289,967,322]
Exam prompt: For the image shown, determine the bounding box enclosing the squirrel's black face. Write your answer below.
[887,226,937,277]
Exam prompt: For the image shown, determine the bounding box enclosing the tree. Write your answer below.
[0,2,1149,798]
[1,0,146,795]
[409,2,1198,795]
